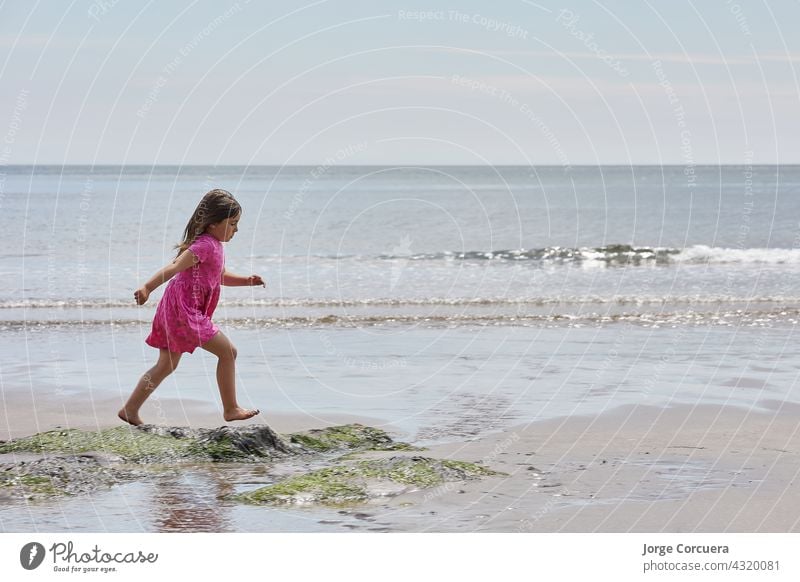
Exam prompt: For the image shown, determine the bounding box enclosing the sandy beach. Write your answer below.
[0,386,384,442]
[4,163,800,534]
[377,401,800,532]
[2,387,798,532]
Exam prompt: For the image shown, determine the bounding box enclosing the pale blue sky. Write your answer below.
[1,0,798,164]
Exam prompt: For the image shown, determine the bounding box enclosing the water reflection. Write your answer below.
[152,466,269,531]
[148,468,228,532]
[0,462,341,533]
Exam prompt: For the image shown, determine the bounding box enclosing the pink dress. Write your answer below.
[145,233,224,354]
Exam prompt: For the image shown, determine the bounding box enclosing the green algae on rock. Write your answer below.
[0,473,58,497]
[0,427,195,462]
[0,425,296,463]
[234,455,502,506]
[181,425,295,461]
[0,423,421,500]
[287,424,415,453]
[0,453,143,499]
[0,423,410,463]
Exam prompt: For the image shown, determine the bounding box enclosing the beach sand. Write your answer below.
[374,401,800,532]
[0,387,386,441]
[2,388,798,532]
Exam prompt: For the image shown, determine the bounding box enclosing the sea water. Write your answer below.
[2,164,800,439]
[3,164,800,532]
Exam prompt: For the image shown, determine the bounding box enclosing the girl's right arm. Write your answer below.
[134,249,198,305]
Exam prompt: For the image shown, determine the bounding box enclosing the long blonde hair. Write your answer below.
[175,189,241,257]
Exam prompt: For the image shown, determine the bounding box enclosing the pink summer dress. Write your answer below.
[145,233,224,354]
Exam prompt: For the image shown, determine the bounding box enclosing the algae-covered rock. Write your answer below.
[0,427,196,462]
[189,425,296,460]
[0,424,298,463]
[0,453,143,500]
[0,423,408,463]
[287,424,415,453]
[0,470,58,498]
[0,423,423,500]
[141,425,297,461]
[234,455,502,506]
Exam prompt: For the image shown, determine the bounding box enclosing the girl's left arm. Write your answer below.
[222,269,265,287]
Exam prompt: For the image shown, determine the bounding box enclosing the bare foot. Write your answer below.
[118,409,143,426]
[223,407,260,422]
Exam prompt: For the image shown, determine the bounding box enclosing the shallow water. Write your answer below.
[0,464,354,533]
[3,320,799,444]
[4,165,800,531]
[2,318,798,532]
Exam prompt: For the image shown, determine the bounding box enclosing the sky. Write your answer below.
[0,0,798,165]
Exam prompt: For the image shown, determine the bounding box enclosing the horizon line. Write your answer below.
[3,163,797,168]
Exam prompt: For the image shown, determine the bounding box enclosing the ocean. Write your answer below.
[2,164,800,440]
[3,164,800,532]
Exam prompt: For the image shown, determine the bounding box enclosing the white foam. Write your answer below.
[672,245,800,264]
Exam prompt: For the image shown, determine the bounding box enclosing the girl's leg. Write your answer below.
[200,331,259,422]
[118,349,182,426]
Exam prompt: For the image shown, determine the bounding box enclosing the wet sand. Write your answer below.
[0,387,386,442]
[375,401,800,532]
[2,387,799,532]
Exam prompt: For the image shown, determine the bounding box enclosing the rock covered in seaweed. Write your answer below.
[141,424,297,461]
[0,453,143,500]
[0,423,419,499]
[0,424,501,506]
[0,423,403,464]
[233,455,503,506]
[0,426,200,463]
[288,423,415,453]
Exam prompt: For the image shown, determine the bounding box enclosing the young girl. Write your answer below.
[119,189,264,426]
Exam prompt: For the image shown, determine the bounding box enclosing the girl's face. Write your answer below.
[207,213,240,242]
